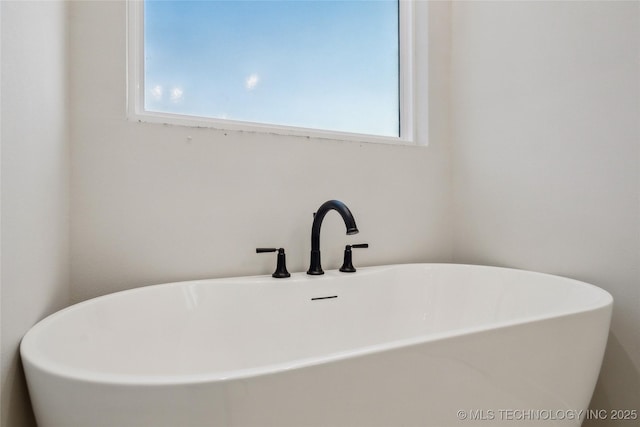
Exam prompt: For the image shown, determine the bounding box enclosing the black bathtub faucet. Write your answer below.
[307,200,359,275]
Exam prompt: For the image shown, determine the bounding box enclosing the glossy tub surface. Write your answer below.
[21,263,613,426]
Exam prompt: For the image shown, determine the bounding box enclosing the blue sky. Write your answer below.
[144,0,399,137]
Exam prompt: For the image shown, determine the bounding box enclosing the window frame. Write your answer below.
[126,0,419,145]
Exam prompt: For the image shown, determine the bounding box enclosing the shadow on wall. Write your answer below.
[3,353,37,427]
[586,332,640,427]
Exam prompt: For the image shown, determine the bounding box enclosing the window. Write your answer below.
[128,0,415,143]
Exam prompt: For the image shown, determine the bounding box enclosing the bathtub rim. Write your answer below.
[20,263,613,387]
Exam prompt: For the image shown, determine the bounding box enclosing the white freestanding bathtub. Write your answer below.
[21,264,612,427]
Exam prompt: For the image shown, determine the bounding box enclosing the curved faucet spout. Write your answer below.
[307,200,359,275]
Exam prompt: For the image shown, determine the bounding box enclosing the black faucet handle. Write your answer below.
[256,248,277,253]
[339,243,368,273]
[256,248,291,278]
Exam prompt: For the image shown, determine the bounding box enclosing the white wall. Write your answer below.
[451,1,639,422]
[0,2,70,427]
[68,1,453,302]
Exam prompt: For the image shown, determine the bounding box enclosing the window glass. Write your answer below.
[144,0,400,137]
